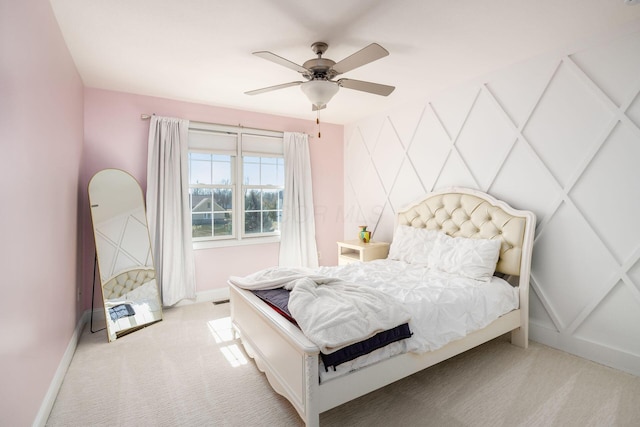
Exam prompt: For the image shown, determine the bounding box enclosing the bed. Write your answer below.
[228,187,536,426]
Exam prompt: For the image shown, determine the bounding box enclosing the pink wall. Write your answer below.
[82,88,344,308]
[0,0,84,425]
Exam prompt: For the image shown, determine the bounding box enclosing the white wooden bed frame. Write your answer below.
[229,187,536,426]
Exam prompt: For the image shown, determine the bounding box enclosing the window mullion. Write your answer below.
[237,132,243,240]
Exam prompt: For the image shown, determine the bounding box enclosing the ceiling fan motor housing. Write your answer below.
[302,58,337,80]
[302,42,337,80]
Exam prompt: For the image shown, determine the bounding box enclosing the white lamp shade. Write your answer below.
[300,80,339,108]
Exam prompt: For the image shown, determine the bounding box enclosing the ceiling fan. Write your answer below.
[245,42,395,111]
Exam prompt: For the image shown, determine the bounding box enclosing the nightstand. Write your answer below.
[337,240,390,265]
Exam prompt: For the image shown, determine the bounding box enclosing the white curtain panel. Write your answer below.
[279,132,319,268]
[146,116,196,306]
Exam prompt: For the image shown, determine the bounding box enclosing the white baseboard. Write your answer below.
[33,310,89,427]
[529,323,640,377]
[174,287,230,306]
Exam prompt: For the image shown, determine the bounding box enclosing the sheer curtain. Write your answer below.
[279,132,319,268]
[146,116,196,306]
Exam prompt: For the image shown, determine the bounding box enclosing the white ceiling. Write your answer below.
[50,0,640,125]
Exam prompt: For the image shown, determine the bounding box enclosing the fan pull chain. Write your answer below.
[316,110,321,138]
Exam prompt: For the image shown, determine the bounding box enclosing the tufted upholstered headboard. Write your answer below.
[396,187,536,277]
[102,267,156,299]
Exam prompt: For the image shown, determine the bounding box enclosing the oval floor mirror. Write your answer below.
[88,169,163,342]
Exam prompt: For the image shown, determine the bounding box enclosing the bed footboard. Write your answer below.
[230,282,524,427]
[229,283,321,426]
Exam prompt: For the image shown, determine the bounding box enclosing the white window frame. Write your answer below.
[242,155,285,238]
[188,122,284,250]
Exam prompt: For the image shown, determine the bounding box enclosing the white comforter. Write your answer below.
[231,259,519,380]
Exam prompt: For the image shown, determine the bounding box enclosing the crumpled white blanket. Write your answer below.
[229,267,330,290]
[229,268,411,354]
[287,277,410,354]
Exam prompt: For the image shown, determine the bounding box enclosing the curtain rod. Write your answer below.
[140,114,314,138]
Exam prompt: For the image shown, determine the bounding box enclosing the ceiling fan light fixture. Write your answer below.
[300,80,339,109]
[248,42,393,111]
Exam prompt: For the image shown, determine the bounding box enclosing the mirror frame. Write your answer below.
[88,168,163,342]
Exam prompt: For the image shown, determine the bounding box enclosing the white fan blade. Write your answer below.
[337,78,395,96]
[252,51,309,74]
[331,43,389,75]
[245,81,303,95]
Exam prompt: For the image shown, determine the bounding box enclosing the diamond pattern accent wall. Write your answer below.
[344,30,640,375]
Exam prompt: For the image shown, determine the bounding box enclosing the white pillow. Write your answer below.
[428,233,501,281]
[387,225,441,265]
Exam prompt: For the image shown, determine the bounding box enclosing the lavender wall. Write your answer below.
[0,0,84,425]
[82,88,344,309]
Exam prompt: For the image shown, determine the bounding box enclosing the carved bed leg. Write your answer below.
[304,353,320,427]
[511,283,529,349]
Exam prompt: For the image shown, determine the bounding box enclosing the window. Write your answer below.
[189,152,233,239]
[243,156,284,235]
[187,123,284,247]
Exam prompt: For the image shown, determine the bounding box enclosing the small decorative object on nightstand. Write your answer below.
[358,225,371,243]
[337,240,390,265]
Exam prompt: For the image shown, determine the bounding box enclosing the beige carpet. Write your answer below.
[47,302,640,426]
